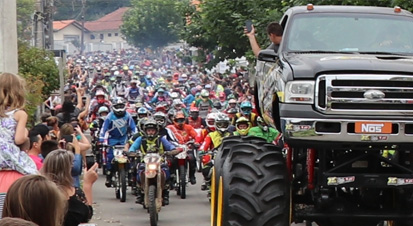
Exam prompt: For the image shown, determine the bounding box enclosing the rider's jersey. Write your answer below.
[200,131,232,151]
[195,99,213,119]
[247,126,279,143]
[99,112,137,145]
[166,124,197,144]
[186,117,204,129]
[125,87,142,100]
[129,136,175,155]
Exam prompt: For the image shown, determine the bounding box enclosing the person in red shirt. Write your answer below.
[186,107,206,129]
[167,112,198,184]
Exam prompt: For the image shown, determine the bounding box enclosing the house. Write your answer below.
[53,20,86,54]
[53,7,132,54]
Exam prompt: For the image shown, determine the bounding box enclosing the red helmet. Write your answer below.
[173,112,186,129]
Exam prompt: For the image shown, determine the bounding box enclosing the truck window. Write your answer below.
[284,13,413,54]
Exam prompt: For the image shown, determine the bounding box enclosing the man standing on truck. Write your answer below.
[244,22,283,57]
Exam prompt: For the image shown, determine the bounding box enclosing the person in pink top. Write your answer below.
[27,131,43,170]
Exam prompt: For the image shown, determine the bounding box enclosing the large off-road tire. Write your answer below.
[148,185,158,226]
[213,138,290,226]
[179,164,186,199]
[211,136,269,225]
[119,167,127,202]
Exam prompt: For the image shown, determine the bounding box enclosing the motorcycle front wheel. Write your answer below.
[119,167,127,202]
[148,184,158,226]
[179,164,186,199]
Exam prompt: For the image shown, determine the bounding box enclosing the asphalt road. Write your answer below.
[90,171,211,226]
[89,170,308,226]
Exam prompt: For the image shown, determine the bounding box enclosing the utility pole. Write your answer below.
[33,0,44,48]
[0,0,18,74]
[80,0,86,55]
[44,0,54,50]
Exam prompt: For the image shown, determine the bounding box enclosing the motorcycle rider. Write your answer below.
[112,73,127,98]
[234,116,252,136]
[129,118,181,206]
[195,89,213,119]
[186,107,206,129]
[99,97,137,187]
[89,89,111,122]
[199,113,233,190]
[167,112,198,185]
[89,106,109,137]
[153,112,177,142]
[125,80,143,103]
[233,101,257,127]
[248,116,280,143]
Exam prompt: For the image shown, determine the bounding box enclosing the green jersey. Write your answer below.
[247,126,279,143]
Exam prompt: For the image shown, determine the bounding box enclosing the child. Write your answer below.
[0,72,37,193]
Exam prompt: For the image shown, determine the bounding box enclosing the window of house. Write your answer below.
[115,33,118,36]
[108,33,112,37]
[90,34,95,40]
[100,34,104,40]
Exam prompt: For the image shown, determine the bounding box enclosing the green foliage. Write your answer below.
[54,0,131,21]
[179,0,413,68]
[18,41,59,98]
[121,0,183,49]
[16,0,35,41]
[180,0,283,68]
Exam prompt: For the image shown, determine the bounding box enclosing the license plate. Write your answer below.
[355,121,392,134]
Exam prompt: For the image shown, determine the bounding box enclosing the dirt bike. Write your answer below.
[142,153,164,226]
[109,145,129,202]
[172,140,194,199]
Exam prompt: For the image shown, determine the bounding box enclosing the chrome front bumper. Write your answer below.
[282,118,413,143]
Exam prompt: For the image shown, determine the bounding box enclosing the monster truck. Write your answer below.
[212,4,413,226]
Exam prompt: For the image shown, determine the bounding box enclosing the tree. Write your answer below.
[18,41,59,125]
[121,0,183,49]
[17,0,35,41]
[54,0,131,21]
[180,0,413,68]
[179,0,283,68]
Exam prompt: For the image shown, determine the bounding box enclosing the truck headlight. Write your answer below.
[285,81,315,104]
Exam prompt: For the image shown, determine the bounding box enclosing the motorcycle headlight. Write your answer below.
[284,81,315,104]
[147,163,158,170]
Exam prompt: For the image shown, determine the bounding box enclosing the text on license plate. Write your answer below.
[355,121,392,134]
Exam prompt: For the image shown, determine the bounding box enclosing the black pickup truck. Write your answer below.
[211,5,413,226]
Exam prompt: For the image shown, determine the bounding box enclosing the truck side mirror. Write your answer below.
[258,49,277,63]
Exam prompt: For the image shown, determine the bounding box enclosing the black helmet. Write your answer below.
[112,97,126,117]
[143,118,159,139]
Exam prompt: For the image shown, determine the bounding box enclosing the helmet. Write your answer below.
[206,112,217,130]
[235,117,251,136]
[256,116,268,132]
[215,113,230,134]
[112,97,126,117]
[123,65,129,71]
[227,94,235,100]
[153,112,167,127]
[240,101,253,115]
[181,74,188,80]
[173,111,186,129]
[227,108,238,115]
[200,89,209,98]
[98,106,109,115]
[146,74,152,79]
[95,90,106,104]
[190,87,199,95]
[213,101,222,110]
[114,71,121,77]
[219,92,226,101]
[137,107,149,119]
[172,99,184,110]
[138,117,148,132]
[205,84,212,89]
[131,80,139,85]
[143,118,159,140]
[189,107,199,118]
[155,104,167,113]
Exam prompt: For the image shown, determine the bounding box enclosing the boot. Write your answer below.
[162,189,169,206]
[201,182,207,191]
[105,171,112,188]
[189,169,196,185]
[135,189,143,204]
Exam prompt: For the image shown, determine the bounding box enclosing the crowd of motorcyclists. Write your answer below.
[44,47,280,212]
